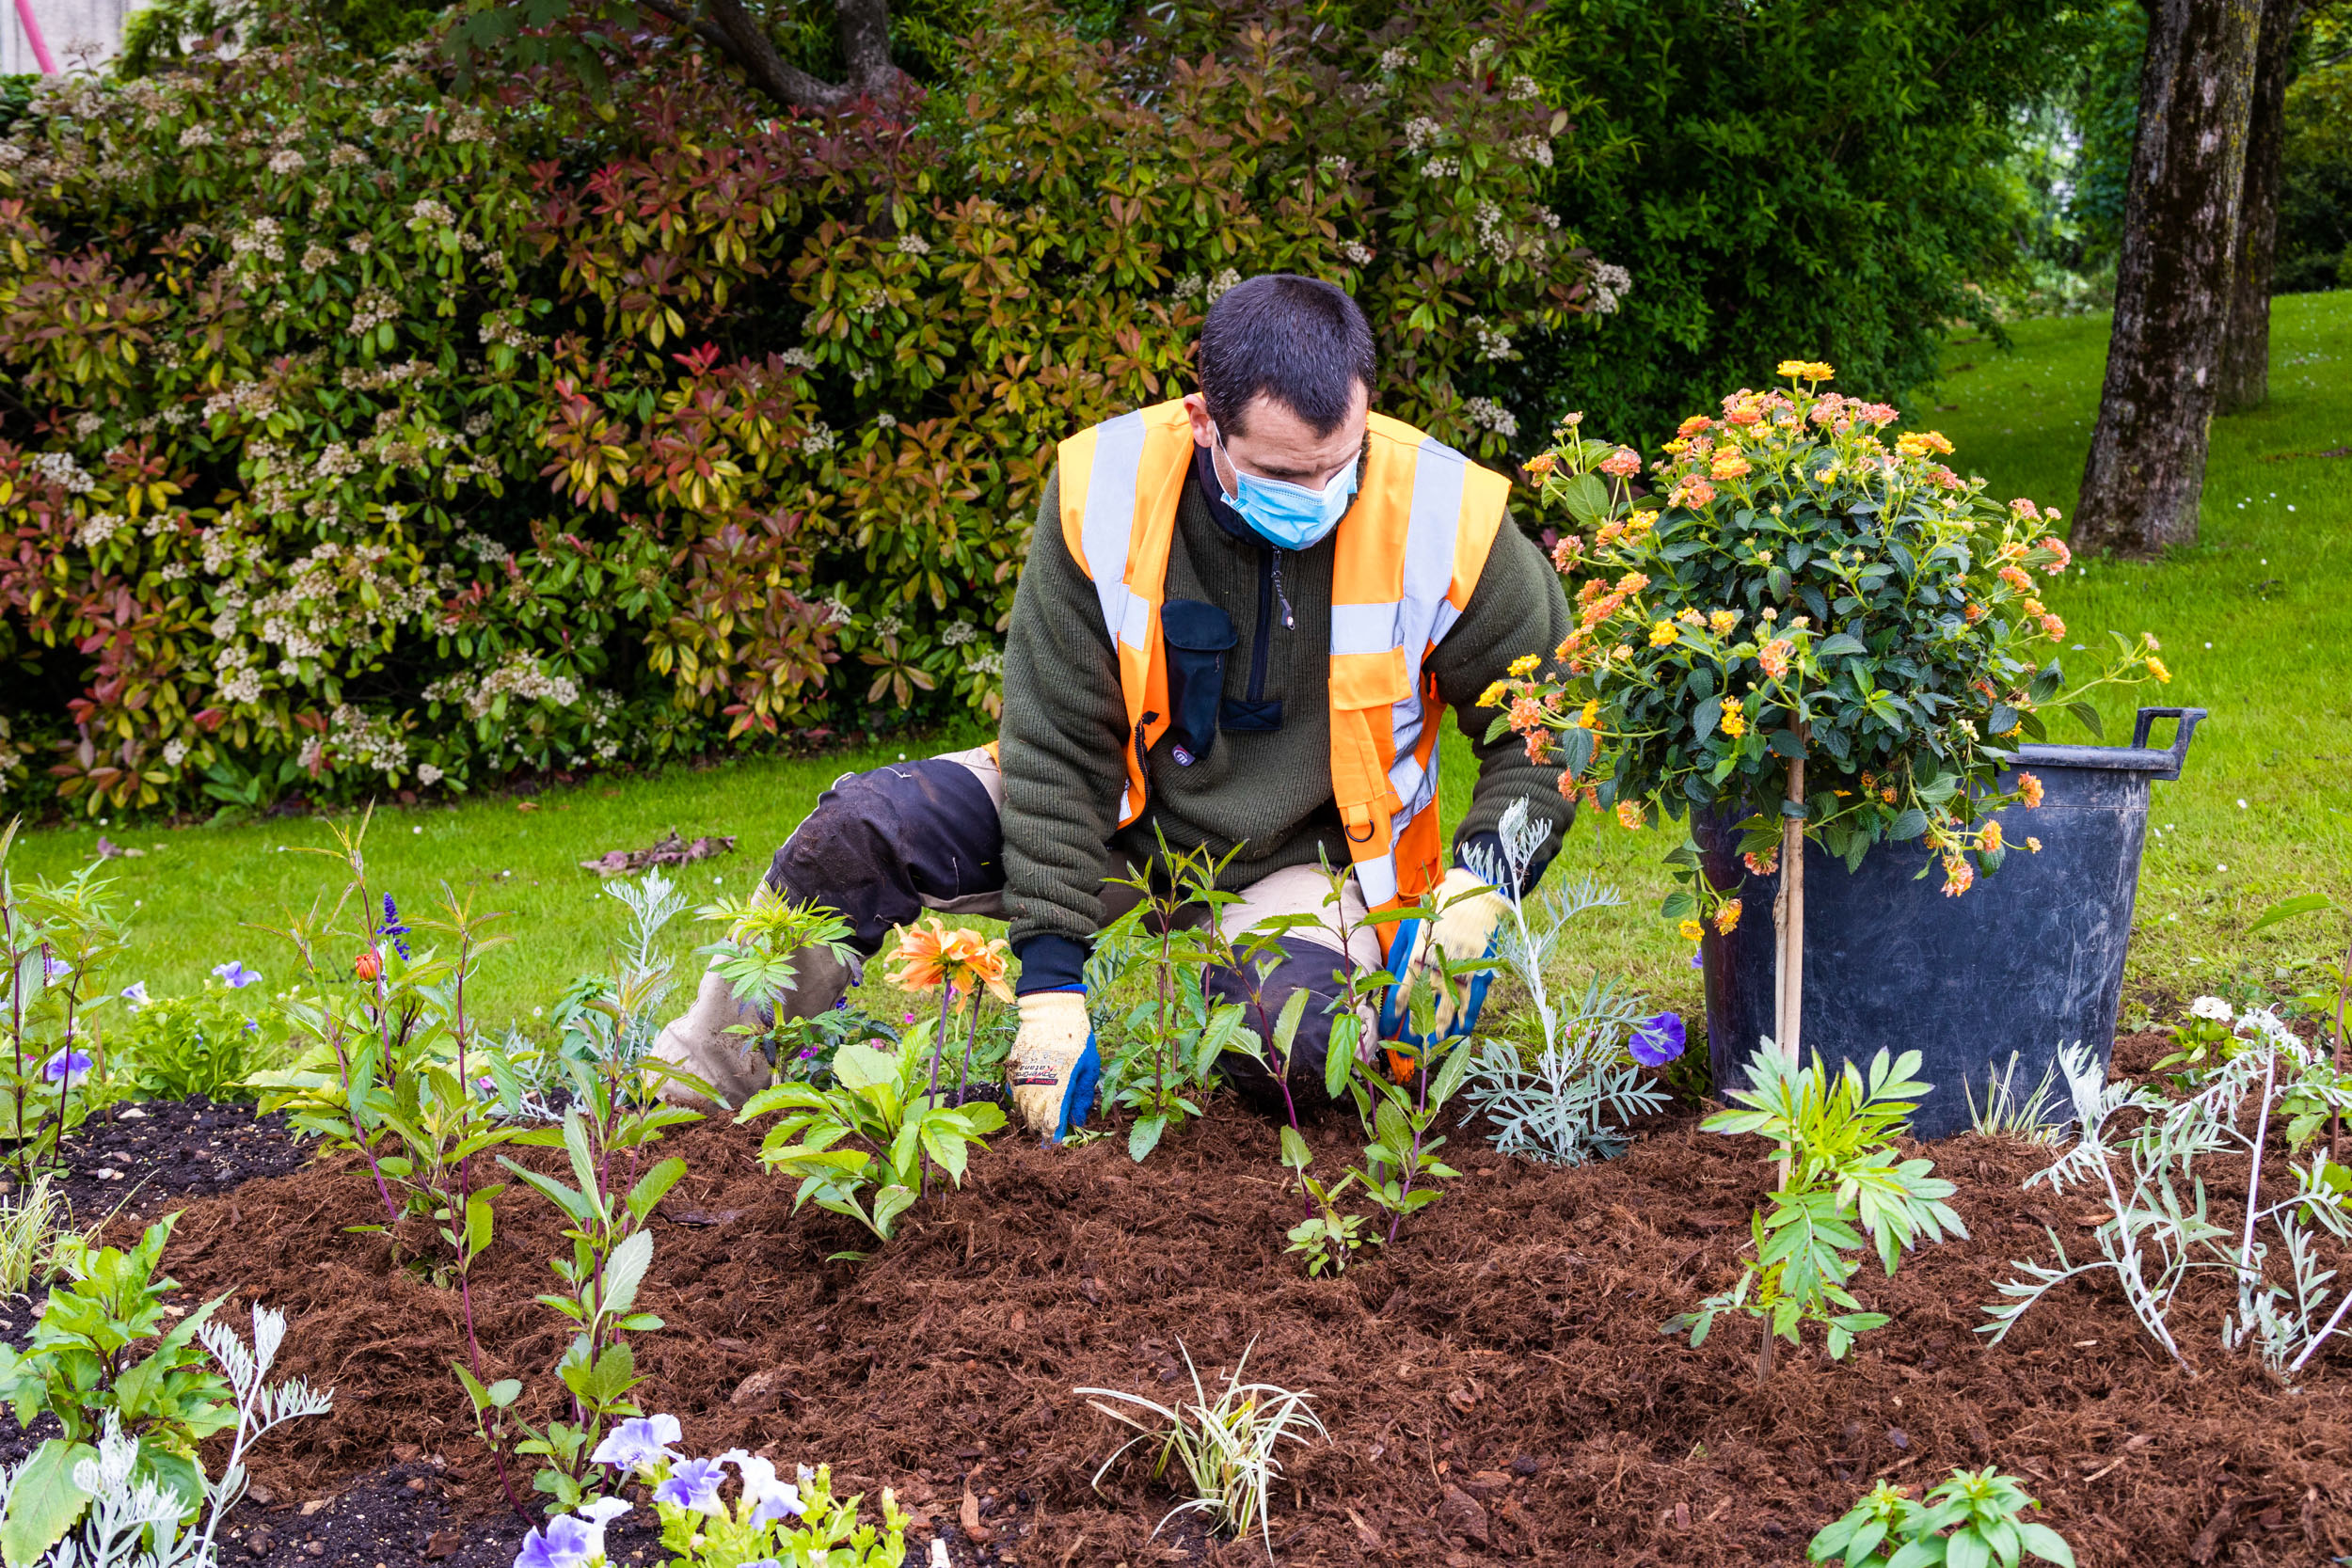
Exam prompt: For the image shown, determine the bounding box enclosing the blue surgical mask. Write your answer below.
[1211,423,1359,550]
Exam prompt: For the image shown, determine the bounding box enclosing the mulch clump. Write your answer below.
[63,1033,2352,1564]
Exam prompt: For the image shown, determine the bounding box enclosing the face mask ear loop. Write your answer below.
[1210,421,1242,509]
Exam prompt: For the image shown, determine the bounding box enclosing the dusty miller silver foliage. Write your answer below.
[1456,800,1667,1165]
[2,1304,330,1568]
[1982,1015,2352,1382]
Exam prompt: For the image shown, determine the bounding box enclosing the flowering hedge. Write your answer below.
[0,0,1610,815]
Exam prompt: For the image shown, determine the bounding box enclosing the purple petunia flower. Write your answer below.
[1690,950,1705,969]
[511,1498,629,1568]
[513,1516,596,1568]
[1629,1012,1687,1068]
[589,1413,681,1471]
[212,960,262,989]
[653,1455,728,1516]
[43,1049,92,1087]
[41,957,71,982]
[119,981,151,1009]
[378,894,411,961]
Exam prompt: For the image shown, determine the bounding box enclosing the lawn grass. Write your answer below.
[9,289,2348,1043]
[5,736,935,1031]
[1927,290,2352,1019]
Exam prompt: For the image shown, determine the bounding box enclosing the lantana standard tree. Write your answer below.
[1479,364,2169,1332]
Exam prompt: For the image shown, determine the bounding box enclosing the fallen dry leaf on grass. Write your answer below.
[579,828,738,877]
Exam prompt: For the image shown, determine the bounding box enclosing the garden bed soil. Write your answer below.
[6,1095,306,1227]
[68,1031,2352,1564]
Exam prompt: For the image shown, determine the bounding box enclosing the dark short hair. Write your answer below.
[1196,274,1375,437]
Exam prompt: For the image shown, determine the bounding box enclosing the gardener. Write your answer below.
[653,274,1574,1138]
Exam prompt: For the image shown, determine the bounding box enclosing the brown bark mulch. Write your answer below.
[122,1027,2352,1567]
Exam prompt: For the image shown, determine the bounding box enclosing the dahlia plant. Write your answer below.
[1486,362,2169,935]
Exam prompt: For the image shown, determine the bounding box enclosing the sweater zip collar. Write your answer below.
[1192,443,1290,698]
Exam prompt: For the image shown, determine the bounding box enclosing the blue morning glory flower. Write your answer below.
[1629,1012,1687,1067]
[212,960,262,989]
[511,1498,629,1568]
[119,981,151,1009]
[720,1449,804,1527]
[513,1517,592,1568]
[589,1413,681,1471]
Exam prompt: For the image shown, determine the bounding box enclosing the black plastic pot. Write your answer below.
[1695,707,2207,1139]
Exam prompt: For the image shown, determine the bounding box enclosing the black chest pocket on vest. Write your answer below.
[1160,598,1236,769]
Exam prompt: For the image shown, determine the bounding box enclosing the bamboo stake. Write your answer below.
[1760,752,1806,1383]
[1772,755,1807,1180]
[2331,924,2348,1162]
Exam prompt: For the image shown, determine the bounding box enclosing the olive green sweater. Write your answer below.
[999,439,1574,965]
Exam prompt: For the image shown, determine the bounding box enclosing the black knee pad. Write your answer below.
[1209,944,1359,1116]
[768,758,1003,954]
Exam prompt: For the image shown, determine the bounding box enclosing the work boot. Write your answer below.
[649,941,858,1109]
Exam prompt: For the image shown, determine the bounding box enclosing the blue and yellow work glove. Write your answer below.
[1008,989,1102,1142]
[1378,866,1511,1053]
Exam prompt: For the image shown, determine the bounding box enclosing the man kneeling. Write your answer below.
[653,274,1572,1138]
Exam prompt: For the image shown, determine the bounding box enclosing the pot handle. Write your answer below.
[2131,706,2208,781]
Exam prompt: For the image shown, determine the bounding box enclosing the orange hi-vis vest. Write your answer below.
[1054,399,1510,911]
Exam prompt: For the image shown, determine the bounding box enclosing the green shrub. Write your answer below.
[0,0,1602,816]
[112,985,278,1101]
[0,1212,234,1517]
[2279,45,2352,295]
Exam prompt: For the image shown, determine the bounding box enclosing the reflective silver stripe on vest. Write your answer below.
[1385,435,1473,816]
[1330,602,1401,656]
[1330,429,1479,899]
[1399,436,1468,669]
[1081,409,1151,651]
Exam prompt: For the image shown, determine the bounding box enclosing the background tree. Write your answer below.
[1511,0,2090,449]
[2276,2,2352,292]
[2217,0,2307,415]
[2072,0,2264,560]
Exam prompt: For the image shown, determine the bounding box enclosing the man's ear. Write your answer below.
[1181,392,1215,448]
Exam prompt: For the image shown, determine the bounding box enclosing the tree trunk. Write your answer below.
[638,0,903,113]
[2217,0,2303,416]
[2072,0,2265,559]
